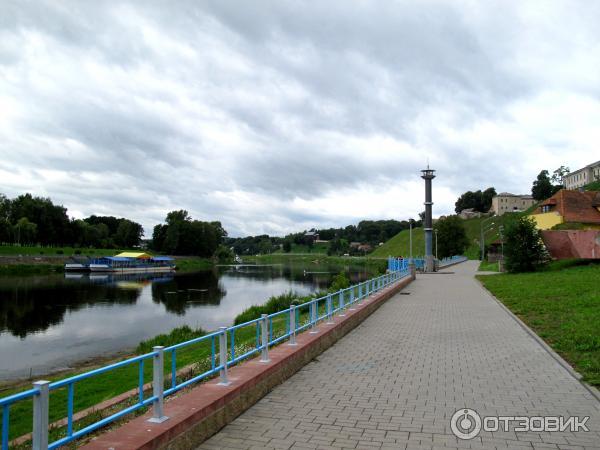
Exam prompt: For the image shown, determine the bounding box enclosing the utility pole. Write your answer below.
[421,166,436,272]
[409,219,413,261]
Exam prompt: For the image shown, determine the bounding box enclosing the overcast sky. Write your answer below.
[1,1,598,237]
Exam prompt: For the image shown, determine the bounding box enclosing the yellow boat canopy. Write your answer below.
[115,252,153,259]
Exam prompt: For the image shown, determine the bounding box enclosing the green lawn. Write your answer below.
[478,260,500,272]
[370,227,425,258]
[478,261,600,387]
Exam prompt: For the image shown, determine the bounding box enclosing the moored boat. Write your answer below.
[67,252,175,273]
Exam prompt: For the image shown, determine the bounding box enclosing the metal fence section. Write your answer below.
[438,255,468,268]
[0,257,415,449]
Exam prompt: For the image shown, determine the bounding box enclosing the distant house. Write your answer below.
[304,231,319,242]
[564,160,600,190]
[357,244,373,253]
[529,189,600,230]
[491,193,536,215]
[458,208,482,219]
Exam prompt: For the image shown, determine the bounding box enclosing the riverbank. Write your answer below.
[246,253,388,272]
[0,251,214,275]
[478,260,600,387]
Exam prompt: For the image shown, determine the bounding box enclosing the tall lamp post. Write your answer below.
[480,216,495,260]
[409,218,413,262]
[421,166,436,272]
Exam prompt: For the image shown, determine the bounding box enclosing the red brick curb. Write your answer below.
[82,275,414,450]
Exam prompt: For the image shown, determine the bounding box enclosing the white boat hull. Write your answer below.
[88,264,175,273]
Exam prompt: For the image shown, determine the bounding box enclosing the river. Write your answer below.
[0,261,373,381]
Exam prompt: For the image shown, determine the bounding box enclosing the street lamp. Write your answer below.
[409,218,413,262]
[480,216,496,260]
[499,225,504,261]
[481,223,496,261]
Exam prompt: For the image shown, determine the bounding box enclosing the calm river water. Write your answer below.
[0,262,371,381]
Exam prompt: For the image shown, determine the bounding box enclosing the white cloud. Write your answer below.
[1,0,599,236]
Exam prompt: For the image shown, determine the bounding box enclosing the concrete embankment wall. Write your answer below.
[82,274,415,450]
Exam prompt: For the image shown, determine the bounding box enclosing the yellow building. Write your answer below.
[115,252,153,259]
[529,190,600,230]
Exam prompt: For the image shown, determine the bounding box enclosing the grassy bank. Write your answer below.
[174,257,213,272]
[478,260,500,272]
[247,253,387,272]
[478,260,600,387]
[0,263,63,275]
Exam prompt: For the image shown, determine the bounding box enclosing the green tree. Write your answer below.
[531,170,555,201]
[14,217,38,245]
[454,187,496,213]
[551,165,570,187]
[434,216,468,259]
[504,216,548,273]
[282,239,292,253]
[114,219,143,247]
[152,210,225,257]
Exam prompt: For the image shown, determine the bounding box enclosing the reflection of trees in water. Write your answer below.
[152,269,225,315]
[0,264,372,339]
[0,275,139,338]
[0,271,223,338]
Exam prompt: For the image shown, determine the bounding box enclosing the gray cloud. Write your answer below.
[1,0,599,236]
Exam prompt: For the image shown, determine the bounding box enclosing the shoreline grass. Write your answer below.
[478,260,600,387]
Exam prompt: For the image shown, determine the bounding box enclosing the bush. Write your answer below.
[56,249,64,254]
[74,249,81,255]
[136,325,207,354]
[504,216,548,273]
[434,216,469,259]
[234,291,301,325]
[329,272,350,292]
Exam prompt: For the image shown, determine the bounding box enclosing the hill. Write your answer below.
[371,211,534,259]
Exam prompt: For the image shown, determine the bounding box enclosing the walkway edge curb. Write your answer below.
[476,278,600,404]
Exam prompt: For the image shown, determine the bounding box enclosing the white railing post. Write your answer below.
[218,327,231,385]
[148,346,168,423]
[260,314,270,362]
[358,282,362,300]
[32,380,50,450]
[326,294,334,324]
[339,290,346,316]
[349,287,356,310]
[289,305,297,345]
[310,300,319,334]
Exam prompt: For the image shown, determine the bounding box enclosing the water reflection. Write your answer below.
[0,262,370,380]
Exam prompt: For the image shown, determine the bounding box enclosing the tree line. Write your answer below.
[226,219,424,256]
[0,193,143,248]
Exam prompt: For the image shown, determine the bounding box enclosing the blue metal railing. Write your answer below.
[0,258,413,449]
[438,255,467,268]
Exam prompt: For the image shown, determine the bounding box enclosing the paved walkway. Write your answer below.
[198,261,600,450]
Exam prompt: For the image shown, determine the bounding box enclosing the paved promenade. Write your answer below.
[198,261,600,450]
